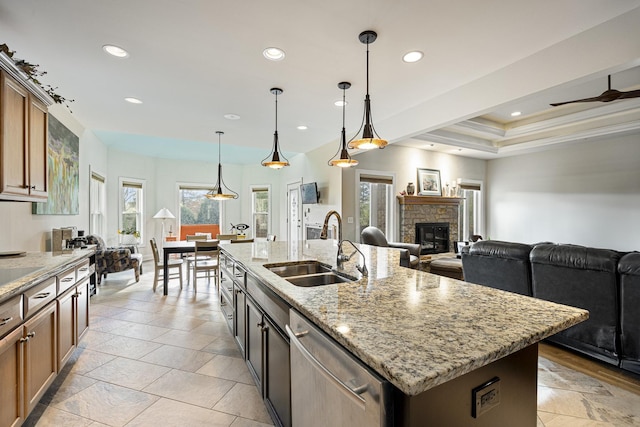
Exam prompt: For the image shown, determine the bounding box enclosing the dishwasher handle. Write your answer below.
[286,324,367,409]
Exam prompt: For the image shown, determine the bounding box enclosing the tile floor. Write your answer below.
[24,267,640,426]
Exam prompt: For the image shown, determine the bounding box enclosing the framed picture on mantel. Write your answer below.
[417,168,441,196]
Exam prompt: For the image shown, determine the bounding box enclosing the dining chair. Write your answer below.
[192,240,220,293]
[186,234,208,241]
[216,233,238,241]
[150,238,184,292]
[185,236,216,284]
[231,238,254,243]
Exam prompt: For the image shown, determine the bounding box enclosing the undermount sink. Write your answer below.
[286,273,353,287]
[266,261,333,278]
[264,261,354,287]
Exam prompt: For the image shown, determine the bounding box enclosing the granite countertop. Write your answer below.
[0,248,95,303]
[221,240,588,396]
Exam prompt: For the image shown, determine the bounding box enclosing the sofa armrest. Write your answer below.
[388,242,421,257]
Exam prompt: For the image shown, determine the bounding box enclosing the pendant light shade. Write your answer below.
[262,88,290,169]
[329,82,358,168]
[348,30,388,150]
[206,131,238,200]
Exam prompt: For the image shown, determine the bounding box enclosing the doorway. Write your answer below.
[287,181,302,244]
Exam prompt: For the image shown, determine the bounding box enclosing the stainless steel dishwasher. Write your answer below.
[287,309,393,427]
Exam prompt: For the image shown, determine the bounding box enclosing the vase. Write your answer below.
[406,182,415,195]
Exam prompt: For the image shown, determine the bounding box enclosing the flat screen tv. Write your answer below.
[301,182,319,204]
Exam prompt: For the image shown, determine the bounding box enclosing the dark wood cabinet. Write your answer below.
[245,297,264,390]
[264,315,291,427]
[233,284,246,356]
[0,326,24,427]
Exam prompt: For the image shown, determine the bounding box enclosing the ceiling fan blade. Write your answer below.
[617,89,640,99]
[550,96,604,107]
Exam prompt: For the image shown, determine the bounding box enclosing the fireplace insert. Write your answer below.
[415,222,449,254]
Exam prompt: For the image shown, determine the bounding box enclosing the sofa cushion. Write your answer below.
[531,243,621,365]
[462,240,533,296]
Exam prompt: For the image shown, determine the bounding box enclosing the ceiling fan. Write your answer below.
[550,75,640,107]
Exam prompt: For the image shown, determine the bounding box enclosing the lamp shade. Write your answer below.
[153,208,175,219]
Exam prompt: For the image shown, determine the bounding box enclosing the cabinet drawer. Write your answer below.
[0,294,23,338]
[75,260,91,282]
[57,267,76,294]
[24,277,56,319]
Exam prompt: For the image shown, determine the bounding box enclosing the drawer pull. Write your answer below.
[220,300,227,306]
[19,337,29,343]
[0,316,13,326]
[27,332,36,338]
[61,277,73,282]
[79,267,88,272]
[34,292,51,299]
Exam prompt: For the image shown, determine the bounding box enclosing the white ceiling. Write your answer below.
[2,0,640,164]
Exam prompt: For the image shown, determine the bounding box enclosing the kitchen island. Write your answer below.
[220,240,587,426]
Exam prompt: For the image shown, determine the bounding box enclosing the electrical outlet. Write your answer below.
[472,377,500,418]
[347,217,354,224]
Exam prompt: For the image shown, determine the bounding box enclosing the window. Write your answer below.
[178,185,221,229]
[252,186,271,239]
[357,171,395,241]
[119,178,145,242]
[459,180,483,240]
[89,171,106,237]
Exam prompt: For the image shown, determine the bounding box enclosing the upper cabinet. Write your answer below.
[0,52,53,202]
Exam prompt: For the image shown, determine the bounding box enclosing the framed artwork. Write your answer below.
[32,115,79,215]
[417,168,441,196]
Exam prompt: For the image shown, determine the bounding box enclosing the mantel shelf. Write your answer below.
[397,195,463,205]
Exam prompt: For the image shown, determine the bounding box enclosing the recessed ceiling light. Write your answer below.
[297,125,308,130]
[511,111,522,117]
[124,97,142,104]
[334,100,348,107]
[103,44,129,58]
[263,47,285,61]
[224,113,241,120]
[402,51,423,63]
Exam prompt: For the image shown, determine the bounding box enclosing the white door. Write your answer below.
[287,182,302,244]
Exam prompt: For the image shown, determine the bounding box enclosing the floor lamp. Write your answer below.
[153,208,175,245]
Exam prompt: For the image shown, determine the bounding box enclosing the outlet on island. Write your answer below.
[472,376,500,418]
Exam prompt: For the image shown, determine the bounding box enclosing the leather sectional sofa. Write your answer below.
[462,240,640,375]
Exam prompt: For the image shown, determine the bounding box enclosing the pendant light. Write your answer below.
[262,88,290,169]
[348,30,388,150]
[206,131,238,200]
[329,82,358,168]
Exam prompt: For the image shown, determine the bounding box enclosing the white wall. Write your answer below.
[487,134,640,251]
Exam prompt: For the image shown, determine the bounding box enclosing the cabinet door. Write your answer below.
[57,289,75,368]
[0,72,29,197]
[27,96,48,198]
[74,279,90,341]
[246,298,264,390]
[233,284,246,356]
[23,303,57,415]
[0,327,24,427]
[264,317,291,427]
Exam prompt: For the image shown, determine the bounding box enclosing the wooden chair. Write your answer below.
[231,238,254,243]
[150,238,183,292]
[192,240,220,293]
[216,233,237,241]
[185,236,216,284]
[186,234,208,241]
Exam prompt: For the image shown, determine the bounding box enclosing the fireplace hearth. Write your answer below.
[415,222,449,254]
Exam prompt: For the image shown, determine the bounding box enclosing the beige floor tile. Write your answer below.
[539,412,618,426]
[126,398,236,427]
[139,344,215,372]
[28,404,94,427]
[53,381,159,427]
[202,335,243,358]
[213,383,272,424]
[148,314,207,331]
[88,316,134,333]
[197,354,254,384]
[107,322,171,340]
[68,348,116,375]
[108,308,158,324]
[152,329,215,350]
[90,335,162,359]
[43,373,98,406]
[89,304,129,318]
[143,369,235,408]
[191,320,234,337]
[230,418,274,427]
[76,330,117,349]
[85,357,171,390]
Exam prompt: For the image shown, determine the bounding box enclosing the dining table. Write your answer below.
[161,239,223,295]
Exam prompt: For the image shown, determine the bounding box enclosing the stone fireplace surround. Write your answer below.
[397,195,462,254]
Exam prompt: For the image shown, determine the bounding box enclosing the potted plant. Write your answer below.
[118,227,141,245]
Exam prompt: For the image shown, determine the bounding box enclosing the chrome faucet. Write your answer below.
[320,210,367,276]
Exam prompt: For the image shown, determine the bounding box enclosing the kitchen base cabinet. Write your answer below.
[264,316,291,427]
[233,285,246,356]
[246,297,264,390]
[57,287,75,368]
[23,303,57,415]
[0,327,24,427]
[75,279,89,341]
